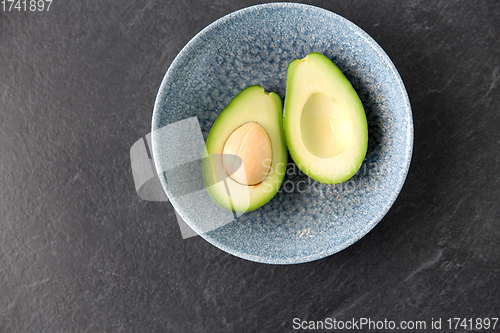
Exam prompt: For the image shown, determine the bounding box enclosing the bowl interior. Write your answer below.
[152,3,413,264]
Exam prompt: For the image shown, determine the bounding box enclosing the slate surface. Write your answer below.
[0,0,499,332]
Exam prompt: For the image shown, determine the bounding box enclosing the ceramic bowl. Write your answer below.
[152,3,413,264]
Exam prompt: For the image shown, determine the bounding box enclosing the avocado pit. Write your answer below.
[222,122,272,186]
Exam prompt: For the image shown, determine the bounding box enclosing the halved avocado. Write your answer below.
[203,85,287,212]
[284,53,368,184]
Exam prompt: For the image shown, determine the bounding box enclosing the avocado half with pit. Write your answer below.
[203,85,287,212]
[284,52,368,184]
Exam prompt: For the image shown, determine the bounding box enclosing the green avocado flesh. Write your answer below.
[284,53,368,184]
[203,85,287,212]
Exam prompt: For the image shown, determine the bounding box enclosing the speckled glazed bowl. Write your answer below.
[152,3,413,264]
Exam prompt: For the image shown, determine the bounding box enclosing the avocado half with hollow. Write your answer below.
[284,53,368,184]
[203,85,287,212]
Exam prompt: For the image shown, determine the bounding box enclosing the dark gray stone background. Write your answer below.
[1,0,499,332]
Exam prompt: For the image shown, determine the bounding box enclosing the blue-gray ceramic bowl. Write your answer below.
[152,3,413,264]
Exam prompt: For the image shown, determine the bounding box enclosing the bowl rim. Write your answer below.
[152,2,414,264]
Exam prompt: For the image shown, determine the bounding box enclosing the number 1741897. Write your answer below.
[2,0,52,11]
